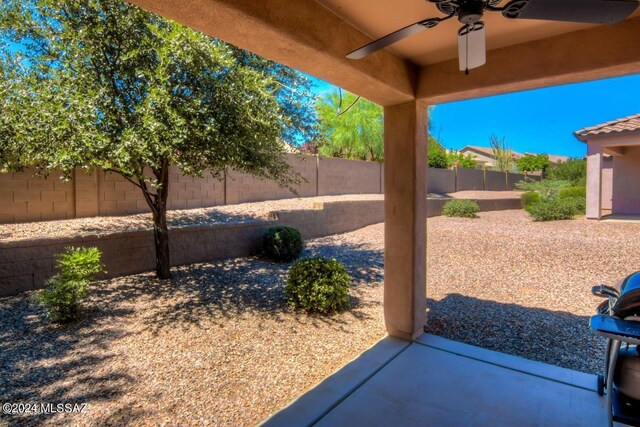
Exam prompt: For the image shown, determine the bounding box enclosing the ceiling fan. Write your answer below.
[346,0,640,74]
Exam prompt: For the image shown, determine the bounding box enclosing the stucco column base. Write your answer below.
[383,101,428,341]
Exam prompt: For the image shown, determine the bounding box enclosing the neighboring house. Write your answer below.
[575,113,640,219]
[458,146,569,168]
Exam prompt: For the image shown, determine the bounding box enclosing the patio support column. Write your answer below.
[586,144,603,220]
[383,101,427,341]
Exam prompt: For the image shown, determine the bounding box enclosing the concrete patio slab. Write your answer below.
[264,334,607,427]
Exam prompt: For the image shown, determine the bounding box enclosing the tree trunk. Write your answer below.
[151,163,172,279]
[153,206,171,279]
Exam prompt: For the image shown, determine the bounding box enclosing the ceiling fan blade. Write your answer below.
[346,18,441,59]
[502,0,639,24]
[458,23,486,72]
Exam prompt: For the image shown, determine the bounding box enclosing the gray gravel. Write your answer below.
[2,208,629,426]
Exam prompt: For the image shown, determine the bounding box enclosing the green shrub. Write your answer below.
[516,179,571,199]
[558,186,586,199]
[521,192,541,209]
[442,199,480,218]
[285,258,351,314]
[546,158,586,186]
[262,226,304,262]
[564,196,586,215]
[527,199,576,221]
[36,247,104,323]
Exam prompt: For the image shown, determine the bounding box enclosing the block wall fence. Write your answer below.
[0,154,534,224]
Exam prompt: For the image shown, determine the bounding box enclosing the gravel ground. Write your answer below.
[2,207,625,426]
[0,194,384,241]
[0,230,385,426]
[0,191,520,242]
[424,210,640,375]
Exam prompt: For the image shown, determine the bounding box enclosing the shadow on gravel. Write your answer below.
[425,294,607,375]
[0,294,136,426]
[87,240,384,334]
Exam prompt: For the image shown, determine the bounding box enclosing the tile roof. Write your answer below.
[574,113,640,141]
[461,146,568,164]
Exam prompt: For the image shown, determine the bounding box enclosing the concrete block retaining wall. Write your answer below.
[0,157,536,224]
[0,197,521,297]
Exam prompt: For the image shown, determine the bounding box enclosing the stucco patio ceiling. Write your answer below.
[128,0,640,107]
[317,0,640,66]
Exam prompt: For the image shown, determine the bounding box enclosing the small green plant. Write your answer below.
[263,226,304,262]
[285,258,351,314]
[442,199,480,218]
[558,186,586,199]
[36,247,104,323]
[527,199,576,221]
[521,192,541,210]
[564,196,586,215]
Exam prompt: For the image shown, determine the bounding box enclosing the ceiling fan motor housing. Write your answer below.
[457,0,485,24]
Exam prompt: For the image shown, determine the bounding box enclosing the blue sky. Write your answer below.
[308,74,640,158]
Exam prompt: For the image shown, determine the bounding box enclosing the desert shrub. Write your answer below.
[36,247,104,323]
[564,196,586,215]
[516,179,571,199]
[558,186,586,199]
[285,258,351,314]
[527,199,576,221]
[442,199,480,218]
[547,158,586,186]
[262,226,304,262]
[521,192,541,210]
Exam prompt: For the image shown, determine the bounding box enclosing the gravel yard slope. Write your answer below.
[2,209,635,426]
[0,229,385,426]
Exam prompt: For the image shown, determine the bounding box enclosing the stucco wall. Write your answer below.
[612,146,640,214]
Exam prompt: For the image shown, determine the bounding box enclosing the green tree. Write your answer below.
[0,0,315,279]
[446,151,477,169]
[516,154,550,173]
[316,90,383,161]
[547,158,586,185]
[428,137,448,168]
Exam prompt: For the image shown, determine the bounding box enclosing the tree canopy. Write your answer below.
[315,90,383,162]
[0,0,317,278]
[516,154,550,173]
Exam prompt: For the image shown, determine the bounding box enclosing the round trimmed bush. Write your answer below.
[521,191,541,210]
[527,198,576,221]
[262,226,304,262]
[442,199,479,218]
[285,258,351,314]
[558,186,586,199]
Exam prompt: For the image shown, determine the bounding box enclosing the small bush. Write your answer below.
[285,258,351,314]
[527,199,576,222]
[558,186,586,199]
[521,192,541,209]
[36,247,104,323]
[442,199,480,218]
[564,196,586,215]
[262,226,304,262]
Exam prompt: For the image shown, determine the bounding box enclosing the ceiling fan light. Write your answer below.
[458,25,486,72]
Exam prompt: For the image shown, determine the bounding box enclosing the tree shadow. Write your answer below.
[0,293,138,426]
[424,293,607,375]
[106,239,384,334]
